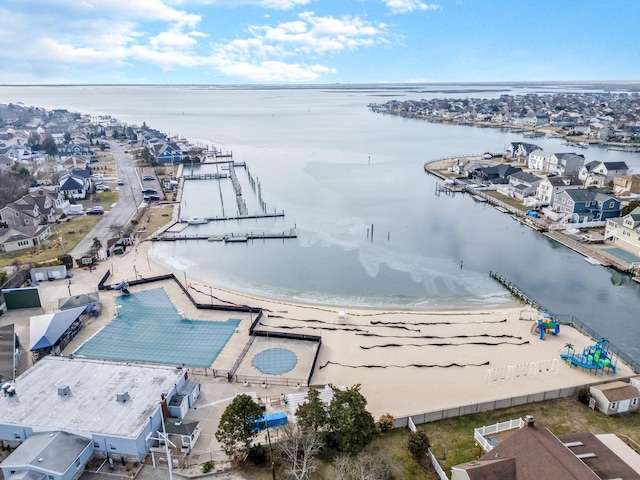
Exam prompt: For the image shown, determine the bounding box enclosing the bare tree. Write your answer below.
[277,423,323,480]
[329,452,390,480]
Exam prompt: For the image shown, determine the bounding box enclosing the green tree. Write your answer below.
[63,132,72,144]
[621,201,640,217]
[327,385,376,455]
[215,394,263,460]
[42,134,58,156]
[407,430,430,460]
[295,387,328,434]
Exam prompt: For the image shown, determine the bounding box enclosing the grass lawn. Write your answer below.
[236,396,640,480]
[0,215,101,266]
[483,190,528,211]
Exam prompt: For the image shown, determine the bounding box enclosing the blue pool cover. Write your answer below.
[74,288,240,367]
[252,347,297,375]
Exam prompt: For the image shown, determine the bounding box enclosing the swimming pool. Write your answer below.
[74,288,240,367]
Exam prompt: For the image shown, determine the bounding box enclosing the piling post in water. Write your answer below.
[371,224,374,241]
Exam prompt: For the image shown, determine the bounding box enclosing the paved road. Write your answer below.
[70,142,146,258]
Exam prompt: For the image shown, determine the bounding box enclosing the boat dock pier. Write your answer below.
[152,229,297,243]
[489,271,544,310]
[183,173,228,180]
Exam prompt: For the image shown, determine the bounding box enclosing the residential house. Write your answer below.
[0,431,93,480]
[59,170,91,200]
[613,174,640,196]
[528,149,553,171]
[548,152,585,176]
[579,161,629,187]
[537,176,583,206]
[504,142,542,163]
[0,198,45,229]
[589,381,640,415]
[0,155,13,173]
[152,142,183,165]
[451,417,640,480]
[552,189,621,223]
[604,207,640,253]
[471,164,522,185]
[498,171,542,201]
[452,159,483,177]
[0,225,52,253]
[57,142,92,157]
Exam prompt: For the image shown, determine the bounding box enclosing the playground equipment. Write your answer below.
[114,280,130,296]
[560,337,617,375]
[533,312,560,340]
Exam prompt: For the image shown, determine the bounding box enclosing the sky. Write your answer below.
[0,0,639,85]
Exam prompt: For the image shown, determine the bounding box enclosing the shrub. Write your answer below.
[578,386,591,405]
[378,413,394,432]
[247,444,267,465]
[202,461,214,473]
[407,430,430,460]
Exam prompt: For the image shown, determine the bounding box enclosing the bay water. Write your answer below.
[2,84,639,361]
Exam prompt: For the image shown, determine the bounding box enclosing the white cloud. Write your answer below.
[260,0,313,9]
[381,0,441,14]
[218,60,334,82]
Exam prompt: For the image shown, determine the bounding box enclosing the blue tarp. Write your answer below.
[526,210,540,217]
[253,412,288,431]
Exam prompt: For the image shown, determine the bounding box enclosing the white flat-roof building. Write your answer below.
[0,356,189,461]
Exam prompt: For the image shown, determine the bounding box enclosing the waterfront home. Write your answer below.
[548,152,585,176]
[471,164,522,186]
[589,381,640,415]
[498,171,542,201]
[151,141,183,165]
[604,207,640,252]
[504,142,542,163]
[552,189,621,223]
[612,174,640,196]
[579,161,629,188]
[536,176,583,206]
[528,149,553,171]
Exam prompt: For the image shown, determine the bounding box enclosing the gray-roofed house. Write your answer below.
[0,431,93,480]
[589,381,640,415]
[579,161,629,187]
[553,189,621,223]
[0,225,52,253]
[504,142,542,163]
[58,174,89,200]
[0,356,190,462]
[471,164,522,185]
[537,176,583,206]
[506,171,543,200]
[604,207,640,251]
[548,152,585,176]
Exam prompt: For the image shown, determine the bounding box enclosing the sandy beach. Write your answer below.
[17,236,629,421]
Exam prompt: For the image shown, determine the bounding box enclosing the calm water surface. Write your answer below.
[1,85,639,360]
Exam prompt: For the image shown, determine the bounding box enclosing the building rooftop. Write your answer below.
[0,356,184,438]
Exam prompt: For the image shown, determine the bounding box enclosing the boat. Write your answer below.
[187,216,208,225]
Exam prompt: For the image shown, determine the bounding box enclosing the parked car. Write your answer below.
[86,206,105,215]
[96,185,111,192]
[117,179,124,185]
[142,188,158,195]
[144,195,161,202]
[143,175,155,181]
[91,174,104,180]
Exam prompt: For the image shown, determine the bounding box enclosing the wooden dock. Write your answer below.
[152,230,297,242]
[489,271,545,310]
[183,173,228,180]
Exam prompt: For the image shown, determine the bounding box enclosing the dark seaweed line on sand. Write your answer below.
[318,360,491,370]
[360,340,530,349]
